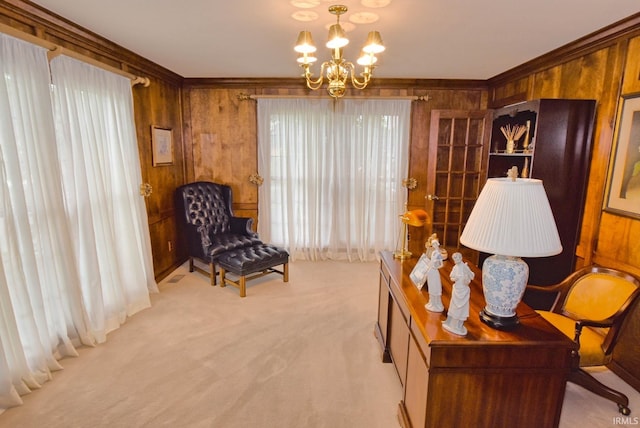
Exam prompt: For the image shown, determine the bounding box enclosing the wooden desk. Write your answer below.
[375,251,576,428]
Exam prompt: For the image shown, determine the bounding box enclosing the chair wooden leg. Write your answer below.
[189,257,194,272]
[210,262,216,286]
[240,276,246,297]
[283,263,289,282]
[569,369,630,414]
[220,268,226,288]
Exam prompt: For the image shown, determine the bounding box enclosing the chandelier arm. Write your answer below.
[303,62,327,90]
[346,62,372,90]
[350,75,370,90]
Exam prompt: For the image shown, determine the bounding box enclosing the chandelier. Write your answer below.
[294,4,385,98]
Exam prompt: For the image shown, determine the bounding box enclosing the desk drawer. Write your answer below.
[429,344,573,370]
[410,316,431,368]
[389,273,410,323]
[389,296,410,386]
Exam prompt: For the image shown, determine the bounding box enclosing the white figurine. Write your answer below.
[425,233,448,261]
[442,252,474,335]
[425,239,444,312]
[424,233,438,259]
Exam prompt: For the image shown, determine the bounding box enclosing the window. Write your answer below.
[257,98,411,261]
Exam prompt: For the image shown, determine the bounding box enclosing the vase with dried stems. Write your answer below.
[500,124,527,153]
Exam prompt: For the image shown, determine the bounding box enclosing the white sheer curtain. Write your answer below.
[0,34,94,410]
[49,55,157,342]
[0,34,157,412]
[257,98,411,262]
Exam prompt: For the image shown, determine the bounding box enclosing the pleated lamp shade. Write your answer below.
[460,178,562,258]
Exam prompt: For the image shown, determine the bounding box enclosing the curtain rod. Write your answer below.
[0,23,150,87]
[242,93,430,101]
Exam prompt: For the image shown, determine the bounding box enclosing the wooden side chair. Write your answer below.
[527,266,640,416]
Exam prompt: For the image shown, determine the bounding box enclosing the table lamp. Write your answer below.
[394,209,429,260]
[460,172,562,329]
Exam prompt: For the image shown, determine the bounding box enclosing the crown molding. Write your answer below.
[489,12,640,87]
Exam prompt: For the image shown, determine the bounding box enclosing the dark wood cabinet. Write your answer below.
[375,251,575,428]
[486,99,597,299]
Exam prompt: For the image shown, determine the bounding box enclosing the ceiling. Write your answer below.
[31,0,640,80]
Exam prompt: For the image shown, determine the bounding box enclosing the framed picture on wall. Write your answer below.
[605,93,640,220]
[152,126,173,166]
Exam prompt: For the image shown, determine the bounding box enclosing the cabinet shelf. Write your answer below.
[435,170,481,174]
[490,151,533,156]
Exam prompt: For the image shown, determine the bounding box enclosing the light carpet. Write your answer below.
[0,260,638,428]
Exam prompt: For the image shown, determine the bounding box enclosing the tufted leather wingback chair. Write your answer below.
[175,181,262,285]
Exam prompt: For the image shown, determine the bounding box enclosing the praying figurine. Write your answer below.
[425,238,444,312]
[442,252,474,336]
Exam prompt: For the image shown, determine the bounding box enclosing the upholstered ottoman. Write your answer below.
[216,244,289,297]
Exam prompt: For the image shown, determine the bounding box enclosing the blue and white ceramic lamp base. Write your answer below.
[479,254,529,329]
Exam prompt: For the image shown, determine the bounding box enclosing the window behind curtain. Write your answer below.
[257,98,411,262]
[0,33,156,411]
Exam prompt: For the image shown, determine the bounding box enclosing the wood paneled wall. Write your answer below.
[488,14,640,277]
[182,86,259,224]
[182,81,488,254]
[2,1,639,280]
[133,78,186,279]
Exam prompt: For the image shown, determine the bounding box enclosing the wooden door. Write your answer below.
[426,110,491,264]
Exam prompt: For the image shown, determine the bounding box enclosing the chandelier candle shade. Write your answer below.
[294,4,385,98]
[459,175,562,329]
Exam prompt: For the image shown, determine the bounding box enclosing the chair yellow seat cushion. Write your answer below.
[537,310,607,366]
